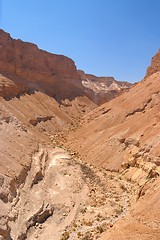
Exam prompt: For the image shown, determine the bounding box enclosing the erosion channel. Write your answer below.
[4,146,139,240]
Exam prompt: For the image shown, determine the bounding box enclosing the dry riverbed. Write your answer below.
[6,146,139,240]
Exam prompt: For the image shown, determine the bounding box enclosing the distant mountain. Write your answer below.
[78,70,132,105]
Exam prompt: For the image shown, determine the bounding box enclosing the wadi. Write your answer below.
[0,29,160,240]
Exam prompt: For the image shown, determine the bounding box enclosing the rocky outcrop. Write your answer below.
[0,29,83,102]
[145,49,160,78]
[78,70,132,105]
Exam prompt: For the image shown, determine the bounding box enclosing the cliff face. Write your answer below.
[78,70,132,105]
[0,29,83,102]
[145,49,160,78]
[0,29,132,105]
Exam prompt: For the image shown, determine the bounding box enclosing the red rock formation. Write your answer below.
[0,29,83,101]
[0,29,131,104]
[145,49,160,78]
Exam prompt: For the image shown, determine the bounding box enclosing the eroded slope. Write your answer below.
[65,71,160,240]
[0,69,97,239]
[66,72,160,171]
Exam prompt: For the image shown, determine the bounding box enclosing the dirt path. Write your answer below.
[7,146,139,240]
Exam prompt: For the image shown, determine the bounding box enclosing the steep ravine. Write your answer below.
[3,146,140,240]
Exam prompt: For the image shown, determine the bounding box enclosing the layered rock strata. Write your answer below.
[78,70,132,105]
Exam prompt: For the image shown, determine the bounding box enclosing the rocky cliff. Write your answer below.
[0,29,131,104]
[145,49,160,78]
[0,29,83,102]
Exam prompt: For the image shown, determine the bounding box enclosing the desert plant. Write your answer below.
[96,225,104,233]
[61,231,70,240]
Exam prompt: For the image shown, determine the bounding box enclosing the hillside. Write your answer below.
[66,72,160,171]
[66,64,160,240]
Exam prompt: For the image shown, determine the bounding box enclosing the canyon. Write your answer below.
[0,29,160,240]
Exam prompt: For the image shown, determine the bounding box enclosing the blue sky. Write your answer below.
[0,0,160,83]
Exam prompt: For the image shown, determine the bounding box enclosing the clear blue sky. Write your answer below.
[0,0,160,83]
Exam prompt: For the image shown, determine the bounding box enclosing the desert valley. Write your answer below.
[0,29,160,240]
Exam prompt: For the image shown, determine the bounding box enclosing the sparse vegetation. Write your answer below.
[84,219,93,226]
[120,183,128,191]
[96,225,104,233]
[81,233,92,240]
[77,231,83,238]
[61,231,70,240]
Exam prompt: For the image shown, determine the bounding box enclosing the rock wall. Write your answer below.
[0,29,83,101]
[0,29,132,104]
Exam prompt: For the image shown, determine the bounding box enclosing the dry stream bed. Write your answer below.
[2,147,139,240]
